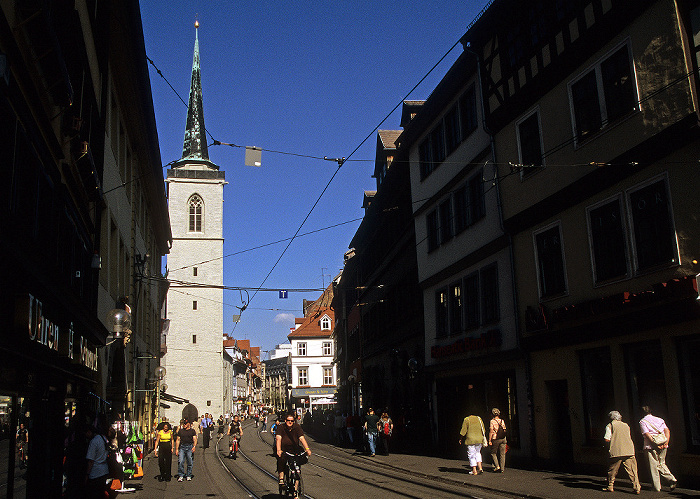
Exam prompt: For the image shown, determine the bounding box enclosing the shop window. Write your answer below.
[534,223,567,299]
[625,341,668,421]
[587,197,629,283]
[579,347,614,443]
[678,337,700,452]
[627,178,677,271]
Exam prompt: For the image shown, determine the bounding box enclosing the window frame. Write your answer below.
[435,288,449,338]
[297,342,307,356]
[297,367,309,386]
[188,194,204,233]
[625,174,678,273]
[515,107,544,179]
[586,194,630,285]
[323,366,334,385]
[320,316,332,331]
[568,39,638,147]
[322,341,332,356]
[533,222,568,300]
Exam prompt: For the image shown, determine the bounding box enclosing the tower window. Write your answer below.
[192,334,197,344]
[188,194,203,232]
[193,267,198,276]
[193,301,197,310]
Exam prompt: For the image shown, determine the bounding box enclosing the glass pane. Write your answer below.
[601,46,635,122]
[629,180,675,270]
[572,70,602,139]
[589,200,628,281]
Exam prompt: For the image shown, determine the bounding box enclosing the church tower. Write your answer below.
[163,22,226,422]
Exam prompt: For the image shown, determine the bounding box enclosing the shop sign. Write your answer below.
[292,387,336,397]
[431,329,502,359]
[15,293,98,372]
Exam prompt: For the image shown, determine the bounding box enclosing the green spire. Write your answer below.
[181,21,210,162]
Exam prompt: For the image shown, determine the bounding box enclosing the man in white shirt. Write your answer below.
[639,406,677,492]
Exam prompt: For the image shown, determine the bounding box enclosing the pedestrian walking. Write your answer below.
[175,419,197,481]
[15,422,28,469]
[345,413,355,446]
[217,415,225,439]
[261,412,268,432]
[488,408,507,472]
[202,413,213,450]
[639,406,677,492]
[363,407,380,456]
[378,410,393,455]
[155,422,173,481]
[603,411,640,494]
[84,422,110,499]
[459,413,487,475]
[334,411,346,446]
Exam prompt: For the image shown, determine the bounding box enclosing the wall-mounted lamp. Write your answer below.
[106,308,131,339]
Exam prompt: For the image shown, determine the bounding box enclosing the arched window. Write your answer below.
[188,194,203,232]
[320,315,331,331]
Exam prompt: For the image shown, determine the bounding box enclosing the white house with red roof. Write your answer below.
[288,285,337,413]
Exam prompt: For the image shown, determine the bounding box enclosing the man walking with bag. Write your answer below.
[639,406,677,492]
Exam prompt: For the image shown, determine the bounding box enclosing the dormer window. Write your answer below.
[320,315,331,331]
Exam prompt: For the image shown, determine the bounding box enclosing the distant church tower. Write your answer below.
[163,22,226,422]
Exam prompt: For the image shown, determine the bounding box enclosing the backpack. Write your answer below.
[495,420,506,440]
[383,421,391,436]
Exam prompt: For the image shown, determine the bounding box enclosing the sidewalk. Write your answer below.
[130,446,700,498]
[345,448,700,498]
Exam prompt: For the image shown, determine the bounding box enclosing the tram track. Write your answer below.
[252,421,510,499]
[206,419,517,499]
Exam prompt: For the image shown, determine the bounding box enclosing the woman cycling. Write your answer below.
[275,412,312,493]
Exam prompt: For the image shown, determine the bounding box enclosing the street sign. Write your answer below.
[279,290,288,299]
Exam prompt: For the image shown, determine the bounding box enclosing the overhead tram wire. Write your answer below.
[167,217,364,273]
[229,38,467,335]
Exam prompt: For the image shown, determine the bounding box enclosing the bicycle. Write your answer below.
[228,434,239,459]
[279,451,307,498]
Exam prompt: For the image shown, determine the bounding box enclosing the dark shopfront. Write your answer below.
[0,291,105,498]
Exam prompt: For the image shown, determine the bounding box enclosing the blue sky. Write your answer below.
[139,1,490,358]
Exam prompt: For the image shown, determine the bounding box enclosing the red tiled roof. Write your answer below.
[288,308,334,339]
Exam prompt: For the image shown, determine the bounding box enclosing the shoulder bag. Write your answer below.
[645,419,668,446]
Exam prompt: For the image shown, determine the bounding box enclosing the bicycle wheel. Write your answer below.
[296,473,304,498]
[284,468,294,497]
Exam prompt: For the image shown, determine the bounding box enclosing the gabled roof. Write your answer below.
[378,130,401,150]
[288,308,335,339]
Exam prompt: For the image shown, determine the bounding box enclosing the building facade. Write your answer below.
[0,1,170,496]
[162,25,227,423]
[463,0,700,475]
[398,48,529,457]
[333,127,426,451]
[289,286,337,415]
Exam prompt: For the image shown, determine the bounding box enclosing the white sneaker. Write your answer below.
[186,476,192,481]
[177,476,183,482]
